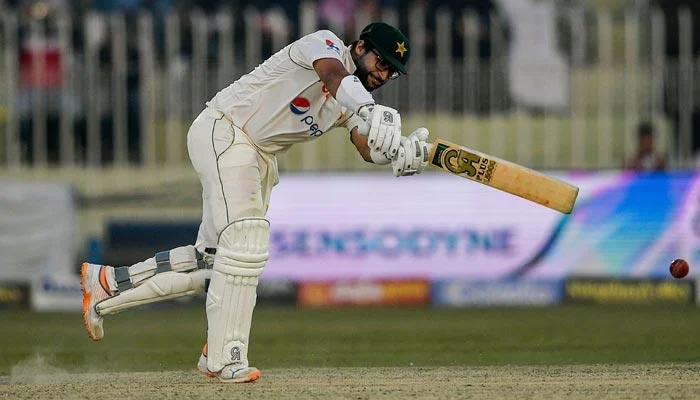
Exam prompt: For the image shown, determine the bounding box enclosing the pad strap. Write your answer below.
[154,250,209,273]
[155,251,171,273]
[196,252,206,269]
[116,249,209,293]
[114,266,133,292]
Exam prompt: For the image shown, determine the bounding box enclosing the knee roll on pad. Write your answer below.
[206,218,270,373]
[213,218,269,277]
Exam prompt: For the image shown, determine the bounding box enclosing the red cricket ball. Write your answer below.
[670,259,689,279]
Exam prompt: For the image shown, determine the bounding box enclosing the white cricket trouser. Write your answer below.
[187,107,279,252]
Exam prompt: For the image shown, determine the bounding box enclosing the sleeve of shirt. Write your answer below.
[289,30,346,69]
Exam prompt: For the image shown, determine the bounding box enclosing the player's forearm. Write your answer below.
[313,58,374,113]
[350,127,372,162]
[313,58,349,98]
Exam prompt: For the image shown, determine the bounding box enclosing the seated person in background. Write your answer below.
[626,122,667,171]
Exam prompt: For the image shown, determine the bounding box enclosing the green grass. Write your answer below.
[2,303,700,375]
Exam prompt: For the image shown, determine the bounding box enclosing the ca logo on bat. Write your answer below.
[430,142,495,183]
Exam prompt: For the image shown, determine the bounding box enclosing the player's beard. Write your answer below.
[353,53,385,92]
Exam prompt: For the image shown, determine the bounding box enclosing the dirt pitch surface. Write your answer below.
[2,363,699,400]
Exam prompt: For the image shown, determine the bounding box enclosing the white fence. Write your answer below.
[1,2,699,171]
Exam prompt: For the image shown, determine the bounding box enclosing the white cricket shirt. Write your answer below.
[207,30,362,154]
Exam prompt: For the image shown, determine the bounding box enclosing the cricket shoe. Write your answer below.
[197,344,217,378]
[81,262,114,341]
[197,343,261,383]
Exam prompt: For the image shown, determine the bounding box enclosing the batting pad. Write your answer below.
[206,218,269,373]
[96,245,212,315]
[96,269,211,315]
[121,245,208,288]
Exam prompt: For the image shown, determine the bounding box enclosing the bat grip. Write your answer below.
[394,142,433,162]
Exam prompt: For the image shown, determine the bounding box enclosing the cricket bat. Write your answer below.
[427,138,579,214]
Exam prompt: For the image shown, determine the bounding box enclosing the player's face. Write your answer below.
[354,44,399,91]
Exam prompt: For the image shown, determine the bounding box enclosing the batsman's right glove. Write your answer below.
[358,104,402,162]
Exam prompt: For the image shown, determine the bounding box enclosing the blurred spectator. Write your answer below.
[318,0,357,35]
[625,122,667,171]
[497,0,568,112]
[15,0,76,164]
[652,0,700,160]
[408,0,509,114]
[652,0,700,58]
[253,0,299,58]
[422,0,508,60]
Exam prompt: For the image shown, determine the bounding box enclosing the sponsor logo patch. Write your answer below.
[290,97,310,115]
[290,95,325,137]
[325,39,340,53]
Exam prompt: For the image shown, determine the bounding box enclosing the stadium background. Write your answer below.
[2,1,700,398]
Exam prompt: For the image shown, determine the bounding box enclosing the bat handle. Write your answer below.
[394,142,434,162]
[389,142,434,161]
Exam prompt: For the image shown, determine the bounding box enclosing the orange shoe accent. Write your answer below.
[212,368,262,383]
[98,267,111,295]
[247,370,261,382]
[80,263,97,340]
[81,263,90,312]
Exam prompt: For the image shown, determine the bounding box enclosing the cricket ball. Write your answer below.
[670,259,689,279]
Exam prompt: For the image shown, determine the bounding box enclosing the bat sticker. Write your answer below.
[431,142,496,183]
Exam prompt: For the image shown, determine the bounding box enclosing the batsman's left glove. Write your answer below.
[392,127,430,177]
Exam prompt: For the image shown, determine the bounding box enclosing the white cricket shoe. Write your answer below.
[81,262,113,341]
[197,344,217,378]
[197,343,261,383]
[217,365,261,383]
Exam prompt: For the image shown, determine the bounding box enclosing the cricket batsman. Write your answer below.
[80,21,430,383]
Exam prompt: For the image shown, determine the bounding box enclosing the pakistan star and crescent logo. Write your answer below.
[395,42,407,57]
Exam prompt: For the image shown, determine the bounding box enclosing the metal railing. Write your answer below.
[1,2,699,171]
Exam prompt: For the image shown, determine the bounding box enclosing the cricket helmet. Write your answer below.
[359,22,410,74]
